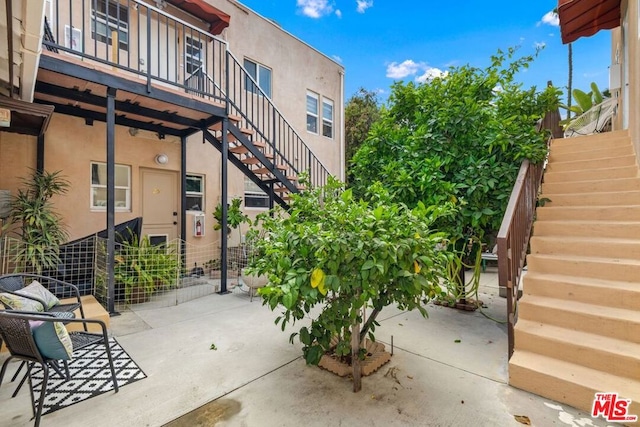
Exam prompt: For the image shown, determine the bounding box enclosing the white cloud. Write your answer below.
[356,0,373,13]
[335,9,342,18]
[534,41,546,49]
[416,67,448,83]
[386,60,421,79]
[387,60,447,82]
[539,10,559,27]
[332,55,343,63]
[297,0,333,18]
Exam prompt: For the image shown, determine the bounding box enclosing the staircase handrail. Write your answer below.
[497,156,545,359]
[225,50,331,189]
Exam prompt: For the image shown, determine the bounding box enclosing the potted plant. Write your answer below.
[7,169,69,273]
[205,258,221,278]
[114,235,180,304]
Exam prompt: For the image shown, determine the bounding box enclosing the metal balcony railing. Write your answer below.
[225,52,330,189]
[43,0,330,192]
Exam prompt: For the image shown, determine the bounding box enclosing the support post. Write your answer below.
[268,182,274,213]
[218,117,230,294]
[36,134,45,173]
[180,135,187,266]
[106,87,117,314]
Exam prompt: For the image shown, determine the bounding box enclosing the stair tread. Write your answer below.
[531,235,640,245]
[535,219,640,225]
[516,318,640,358]
[542,177,640,193]
[510,350,640,398]
[520,294,640,322]
[542,189,640,197]
[529,252,640,265]
[524,271,640,294]
[539,204,640,210]
[552,133,629,147]
[550,154,635,164]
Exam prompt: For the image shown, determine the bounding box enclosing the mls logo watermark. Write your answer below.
[591,392,638,423]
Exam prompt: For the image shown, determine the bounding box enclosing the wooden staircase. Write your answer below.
[509,130,640,424]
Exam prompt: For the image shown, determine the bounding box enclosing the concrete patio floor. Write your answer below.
[0,270,612,427]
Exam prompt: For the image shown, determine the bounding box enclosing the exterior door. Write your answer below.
[141,168,179,242]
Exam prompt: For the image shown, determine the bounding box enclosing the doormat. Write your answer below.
[29,338,146,415]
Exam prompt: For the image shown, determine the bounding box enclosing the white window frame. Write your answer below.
[186,174,205,212]
[322,98,334,139]
[185,35,204,77]
[90,162,131,211]
[91,0,129,51]
[244,177,269,209]
[306,91,319,134]
[244,58,272,98]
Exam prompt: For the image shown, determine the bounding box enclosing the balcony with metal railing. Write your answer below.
[41,0,330,194]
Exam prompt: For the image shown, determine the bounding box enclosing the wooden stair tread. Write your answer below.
[253,164,287,175]
[230,145,250,154]
[241,154,274,165]
[209,115,242,131]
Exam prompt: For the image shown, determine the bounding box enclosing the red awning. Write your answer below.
[558,0,621,44]
[167,0,231,35]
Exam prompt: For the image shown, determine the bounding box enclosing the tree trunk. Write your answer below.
[352,320,362,392]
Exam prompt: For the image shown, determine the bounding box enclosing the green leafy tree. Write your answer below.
[345,88,381,169]
[247,177,453,392]
[213,197,249,243]
[348,48,559,304]
[9,169,70,273]
[349,47,560,242]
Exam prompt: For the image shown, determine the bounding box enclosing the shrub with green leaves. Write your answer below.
[9,169,69,273]
[349,47,560,242]
[247,177,453,391]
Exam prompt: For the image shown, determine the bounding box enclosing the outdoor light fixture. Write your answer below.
[128,127,139,136]
[155,154,169,165]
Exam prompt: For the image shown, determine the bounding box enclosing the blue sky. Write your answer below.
[237,0,612,104]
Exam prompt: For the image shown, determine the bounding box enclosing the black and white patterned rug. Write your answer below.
[29,338,146,415]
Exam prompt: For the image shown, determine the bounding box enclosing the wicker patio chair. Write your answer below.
[0,274,86,322]
[0,311,118,427]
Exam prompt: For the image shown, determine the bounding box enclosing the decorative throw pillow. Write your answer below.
[16,281,60,309]
[0,293,45,312]
[30,320,73,360]
[0,276,24,292]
